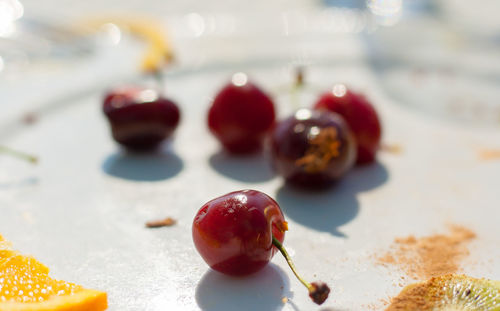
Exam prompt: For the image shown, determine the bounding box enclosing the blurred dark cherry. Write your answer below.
[314,84,381,164]
[270,108,357,188]
[208,73,275,154]
[103,86,180,150]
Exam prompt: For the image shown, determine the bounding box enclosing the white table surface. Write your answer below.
[1,1,499,310]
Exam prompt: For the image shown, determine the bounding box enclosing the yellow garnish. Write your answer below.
[83,16,174,73]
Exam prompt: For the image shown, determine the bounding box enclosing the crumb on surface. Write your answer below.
[21,112,38,125]
[380,143,403,154]
[145,217,177,228]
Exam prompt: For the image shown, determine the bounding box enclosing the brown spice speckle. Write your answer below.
[145,217,177,228]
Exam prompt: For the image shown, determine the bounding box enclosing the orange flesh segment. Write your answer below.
[0,235,107,311]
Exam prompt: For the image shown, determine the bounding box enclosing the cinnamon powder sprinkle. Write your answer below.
[385,277,441,311]
[145,217,177,228]
[377,225,476,280]
[478,148,500,161]
[385,274,486,311]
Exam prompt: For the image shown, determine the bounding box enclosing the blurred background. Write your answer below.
[1,0,500,126]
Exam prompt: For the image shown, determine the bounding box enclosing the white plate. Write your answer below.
[1,49,500,311]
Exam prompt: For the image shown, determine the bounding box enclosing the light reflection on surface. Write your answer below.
[0,0,23,37]
[282,8,369,36]
[138,89,158,103]
[332,84,347,97]
[231,72,247,87]
[293,123,305,134]
[99,23,121,45]
[308,126,320,139]
[186,12,205,37]
[295,108,312,121]
[111,100,124,109]
[235,193,248,204]
[179,12,236,38]
[367,0,402,26]
[149,291,180,311]
[0,56,4,72]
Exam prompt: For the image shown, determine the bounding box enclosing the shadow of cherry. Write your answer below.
[276,184,359,237]
[195,263,291,311]
[208,150,275,183]
[275,162,389,237]
[0,177,39,189]
[101,148,183,182]
[342,162,389,193]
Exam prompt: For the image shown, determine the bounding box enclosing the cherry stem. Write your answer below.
[152,69,165,91]
[272,236,330,305]
[0,145,38,164]
[290,67,304,110]
[272,236,311,289]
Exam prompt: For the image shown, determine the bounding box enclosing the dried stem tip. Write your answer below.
[309,282,330,305]
[295,67,305,87]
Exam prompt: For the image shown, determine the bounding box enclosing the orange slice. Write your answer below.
[0,235,12,251]
[0,234,107,311]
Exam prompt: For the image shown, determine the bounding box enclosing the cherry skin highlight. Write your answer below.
[270,108,357,188]
[314,84,381,164]
[208,73,276,154]
[192,190,286,276]
[103,86,180,150]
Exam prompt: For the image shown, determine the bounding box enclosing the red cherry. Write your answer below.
[208,73,276,154]
[270,108,357,188]
[103,86,180,150]
[193,189,330,305]
[193,190,286,276]
[314,85,381,164]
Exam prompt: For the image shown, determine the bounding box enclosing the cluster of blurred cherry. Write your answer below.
[103,71,382,189]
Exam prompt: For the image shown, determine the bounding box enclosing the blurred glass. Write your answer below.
[0,0,97,76]
[364,0,500,126]
[2,0,499,126]
[0,0,23,36]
